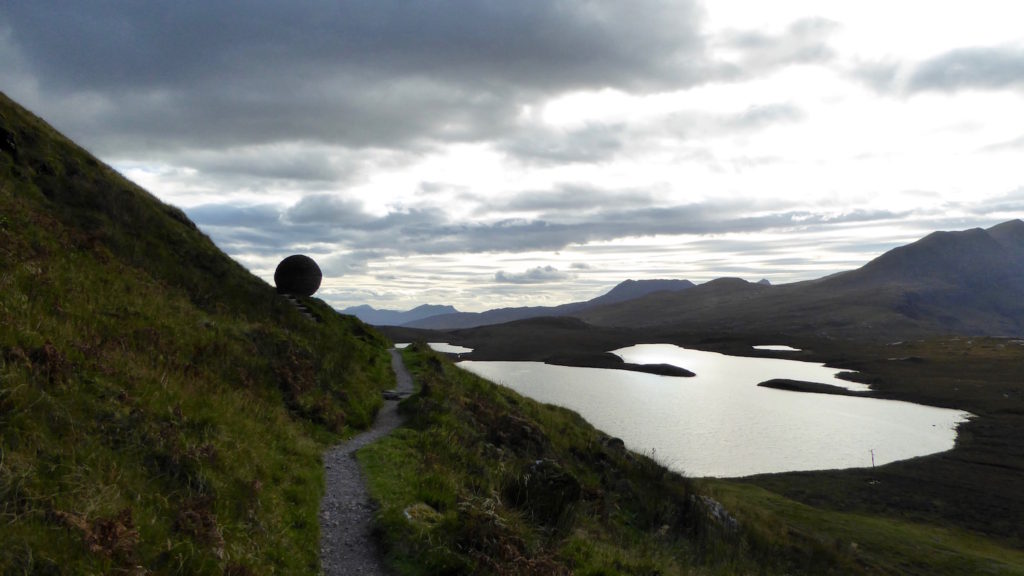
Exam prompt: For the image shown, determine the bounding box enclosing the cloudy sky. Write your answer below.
[3,1,1023,312]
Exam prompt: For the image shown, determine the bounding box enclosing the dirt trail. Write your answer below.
[319,348,413,575]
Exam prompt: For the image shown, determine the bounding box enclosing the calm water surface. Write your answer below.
[393,342,473,354]
[752,344,802,352]
[427,342,474,354]
[459,344,971,478]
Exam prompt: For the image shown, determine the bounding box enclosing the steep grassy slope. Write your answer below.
[0,93,393,573]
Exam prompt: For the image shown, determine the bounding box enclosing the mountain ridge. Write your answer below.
[400,278,695,329]
[385,219,1024,338]
[576,220,1024,340]
[341,303,458,326]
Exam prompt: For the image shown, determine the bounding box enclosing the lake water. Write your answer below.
[753,344,802,352]
[393,342,473,354]
[459,344,971,478]
[427,342,474,354]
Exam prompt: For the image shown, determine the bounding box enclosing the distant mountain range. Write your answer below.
[349,220,1024,340]
[339,303,458,326]
[576,220,1024,340]
[343,278,696,329]
[370,220,1024,341]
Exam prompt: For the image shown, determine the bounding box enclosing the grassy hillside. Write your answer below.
[0,93,393,573]
[359,344,1024,575]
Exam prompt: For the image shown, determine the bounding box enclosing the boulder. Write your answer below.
[274,255,322,296]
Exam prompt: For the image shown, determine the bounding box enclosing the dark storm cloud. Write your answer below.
[849,60,901,93]
[907,47,1024,93]
[497,100,804,167]
[5,1,706,92]
[1,0,709,152]
[487,185,656,215]
[715,18,838,76]
[652,102,805,148]
[725,103,805,130]
[176,148,359,183]
[187,193,912,262]
[186,203,281,227]
[980,134,1024,153]
[854,46,1024,95]
[283,194,372,226]
[967,187,1024,214]
[500,123,628,165]
[494,266,574,284]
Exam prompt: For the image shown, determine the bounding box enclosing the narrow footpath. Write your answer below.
[319,348,413,575]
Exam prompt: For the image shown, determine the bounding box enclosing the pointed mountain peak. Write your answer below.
[988,218,1024,232]
[846,221,1023,288]
[987,219,1024,251]
[591,279,695,306]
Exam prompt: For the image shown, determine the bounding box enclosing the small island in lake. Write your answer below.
[544,352,696,377]
[758,378,869,397]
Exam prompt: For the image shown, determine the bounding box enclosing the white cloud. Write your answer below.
[2,1,1023,311]
[494,266,575,284]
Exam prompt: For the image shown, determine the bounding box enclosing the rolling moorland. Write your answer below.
[3,91,1024,574]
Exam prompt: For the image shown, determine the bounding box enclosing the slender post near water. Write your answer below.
[870,448,875,468]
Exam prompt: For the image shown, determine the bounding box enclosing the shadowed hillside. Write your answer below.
[341,303,459,326]
[0,92,393,573]
[404,278,695,330]
[577,221,1024,341]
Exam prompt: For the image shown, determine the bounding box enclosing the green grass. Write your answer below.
[1,92,393,574]
[708,482,1024,575]
[740,336,1024,548]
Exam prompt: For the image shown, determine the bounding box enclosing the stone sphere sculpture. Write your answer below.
[274,254,322,296]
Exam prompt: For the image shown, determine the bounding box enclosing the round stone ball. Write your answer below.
[274,255,322,296]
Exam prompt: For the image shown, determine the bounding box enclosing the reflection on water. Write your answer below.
[392,342,474,354]
[753,344,802,352]
[428,342,473,354]
[459,344,971,478]
[615,343,865,391]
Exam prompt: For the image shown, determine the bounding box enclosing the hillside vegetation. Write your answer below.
[0,92,393,573]
[360,345,1024,575]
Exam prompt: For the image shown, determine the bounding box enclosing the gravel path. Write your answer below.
[319,349,413,576]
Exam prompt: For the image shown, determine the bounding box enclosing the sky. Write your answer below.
[2,1,1023,312]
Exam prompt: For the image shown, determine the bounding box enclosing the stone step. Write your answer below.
[381,390,411,401]
[281,294,320,322]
